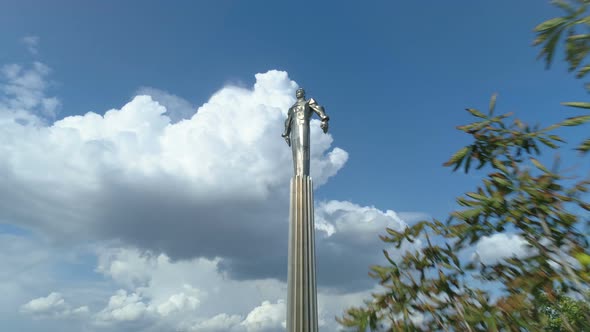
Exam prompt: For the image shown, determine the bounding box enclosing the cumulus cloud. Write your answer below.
[241,300,286,332]
[1,62,428,331]
[93,246,284,330]
[473,233,531,265]
[90,244,386,331]
[21,292,88,318]
[96,290,148,323]
[189,313,243,331]
[21,292,66,314]
[0,69,346,281]
[0,61,59,121]
[314,200,411,290]
[0,232,96,328]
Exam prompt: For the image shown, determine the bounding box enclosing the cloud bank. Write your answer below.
[2,60,422,331]
[1,68,348,281]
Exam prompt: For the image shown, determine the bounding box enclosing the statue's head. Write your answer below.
[296,88,305,99]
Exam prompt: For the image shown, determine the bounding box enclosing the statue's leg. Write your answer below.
[292,144,300,176]
[301,145,310,176]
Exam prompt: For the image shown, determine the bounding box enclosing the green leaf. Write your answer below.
[559,115,590,126]
[548,134,565,142]
[492,158,508,173]
[466,108,487,119]
[492,176,511,187]
[577,138,590,154]
[561,101,590,109]
[538,137,558,148]
[466,192,488,201]
[534,17,567,32]
[453,208,482,220]
[575,253,590,267]
[567,34,590,41]
[576,64,590,78]
[444,146,470,167]
[538,31,562,68]
[489,94,497,116]
[531,158,550,173]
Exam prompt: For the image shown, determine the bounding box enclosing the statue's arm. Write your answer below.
[283,109,292,135]
[282,108,292,146]
[309,98,329,133]
[308,98,329,121]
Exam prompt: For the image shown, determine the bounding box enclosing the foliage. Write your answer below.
[537,290,590,331]
[339,1,590,331]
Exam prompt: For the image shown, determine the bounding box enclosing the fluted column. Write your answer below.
[287,175,318,332]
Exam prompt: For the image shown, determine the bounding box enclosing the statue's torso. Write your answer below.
[288,100,311,176]
[290,100,311,124]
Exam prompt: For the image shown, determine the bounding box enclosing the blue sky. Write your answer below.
[1,1,588,331]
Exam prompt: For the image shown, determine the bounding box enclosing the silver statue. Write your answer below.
[282,88,330,176]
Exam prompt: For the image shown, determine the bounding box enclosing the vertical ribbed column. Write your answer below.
[287,175,318,332]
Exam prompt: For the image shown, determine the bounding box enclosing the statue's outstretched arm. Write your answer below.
[308,98,329,121]
[309,98,329,133]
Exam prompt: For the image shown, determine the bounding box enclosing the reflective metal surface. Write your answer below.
[283,88,329,331]
[287,175,318,332]
[282,88,329,176]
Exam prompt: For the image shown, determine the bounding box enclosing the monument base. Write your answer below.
[287,175,318,332]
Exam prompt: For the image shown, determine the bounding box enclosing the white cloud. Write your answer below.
[314,200,414,290]
[21,292,66,314]
[241,300,286,332]
[21,35,40,55]
[1,63,428,331]
[155,288,200,316]
[21,292,89,319]
[316,200,406,242]
[473,233,531,265]
[96,290,148,323]
[0,61,59,120]
[0,70,346,283]
[189,313,243,331]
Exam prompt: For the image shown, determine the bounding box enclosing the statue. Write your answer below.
[282,87,330,331]
[281,88,330,176]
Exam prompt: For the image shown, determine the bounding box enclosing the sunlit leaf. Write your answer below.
[466,108,487,119]
[561,101,590,109]
[576,138,590,153]
[444,146,470,167]
[534,17,567,32]
[559,114,590,126]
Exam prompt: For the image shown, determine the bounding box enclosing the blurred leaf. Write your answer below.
[576,64,590,78]
[466,108,487,119]
[531,158,550,173]
[534,17,567,32]
[538,30,563,68]
[539,137,559,148]
[577,138,590,153]
[559,114,590,126]
[575,253,590,266]
[561,101,590,109]
[453,208,482,220]
[489,93,498,116]
[444,146,470,167]
[548,134,565,142]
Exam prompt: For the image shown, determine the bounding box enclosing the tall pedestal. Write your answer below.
[287,175,318,332]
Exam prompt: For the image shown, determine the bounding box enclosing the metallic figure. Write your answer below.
[282,88,329,176]
[282,88,329,331]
